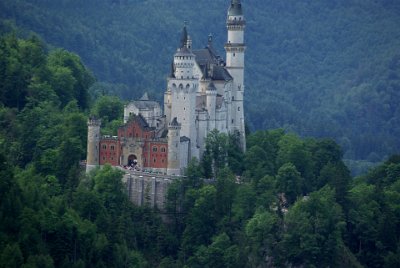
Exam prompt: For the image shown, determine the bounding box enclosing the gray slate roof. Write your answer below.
[180,136,190,142]
[192,47,233,81]
[228,0,243,16]
[131,93,160,110]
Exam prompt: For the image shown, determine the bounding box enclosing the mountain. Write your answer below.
[2,0,400,166]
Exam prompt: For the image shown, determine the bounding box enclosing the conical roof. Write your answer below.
[228,0,243,16]
[139,92,149,101]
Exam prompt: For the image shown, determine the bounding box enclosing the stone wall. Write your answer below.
[124,172,175,210]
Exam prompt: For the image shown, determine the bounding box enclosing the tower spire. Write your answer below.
[180,21,188,48]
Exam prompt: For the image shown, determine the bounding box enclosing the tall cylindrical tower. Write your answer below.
[86,117,101,172]
[225,0,246,151]
[167,117,181,175]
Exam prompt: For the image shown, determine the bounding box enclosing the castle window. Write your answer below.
[152,146,158,152]
[161,147,166,153]
[232,119,234,124]
[153,158,156,163]
[102,144,107,150]
[238,107,240,111]
[111,145,115,151]
[111,157,114,161]
[232,96,235,101]
[144,158,146,163]
[233,53,236,57]
[103,156,105,161]
[162,159,165,163]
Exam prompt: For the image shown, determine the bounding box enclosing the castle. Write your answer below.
[86,0,246,176]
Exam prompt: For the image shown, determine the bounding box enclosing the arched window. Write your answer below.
[111,145,115,151]
[152,146,158,152]
[161,147,166,153]
[102,144,107,150]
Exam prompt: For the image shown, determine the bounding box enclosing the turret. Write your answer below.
[167,117,181,175]
[86,117,101,172]
[206,82,217,130]
[168,24,199,160]
[225,0,246,70]
[225,0,246,151]
[174,25,195,79]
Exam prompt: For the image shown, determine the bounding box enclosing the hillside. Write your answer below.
[2,0,400,166]
[1,33,400,268]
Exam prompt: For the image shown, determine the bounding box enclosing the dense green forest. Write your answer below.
[1,0,400,169]
[1,34,400,267]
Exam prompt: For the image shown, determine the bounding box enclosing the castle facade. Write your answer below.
[86,0,246,175]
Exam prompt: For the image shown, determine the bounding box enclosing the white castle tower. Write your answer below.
[166,25,199,160]
[86,117,101,172]
[167,117,181,175]
[225,0,246,151]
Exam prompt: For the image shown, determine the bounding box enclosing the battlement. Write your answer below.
[87,117,101,127]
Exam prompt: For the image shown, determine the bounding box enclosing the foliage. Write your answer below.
[91,95,124,135]
[1,33,400,267]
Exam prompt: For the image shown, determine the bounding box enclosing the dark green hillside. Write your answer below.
[0,33,399,268]
[2,0,400,165]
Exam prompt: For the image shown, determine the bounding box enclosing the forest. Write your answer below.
[1,0,400,173]
[0,34,400,267]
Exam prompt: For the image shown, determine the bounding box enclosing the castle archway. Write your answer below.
[128,154,137,166]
